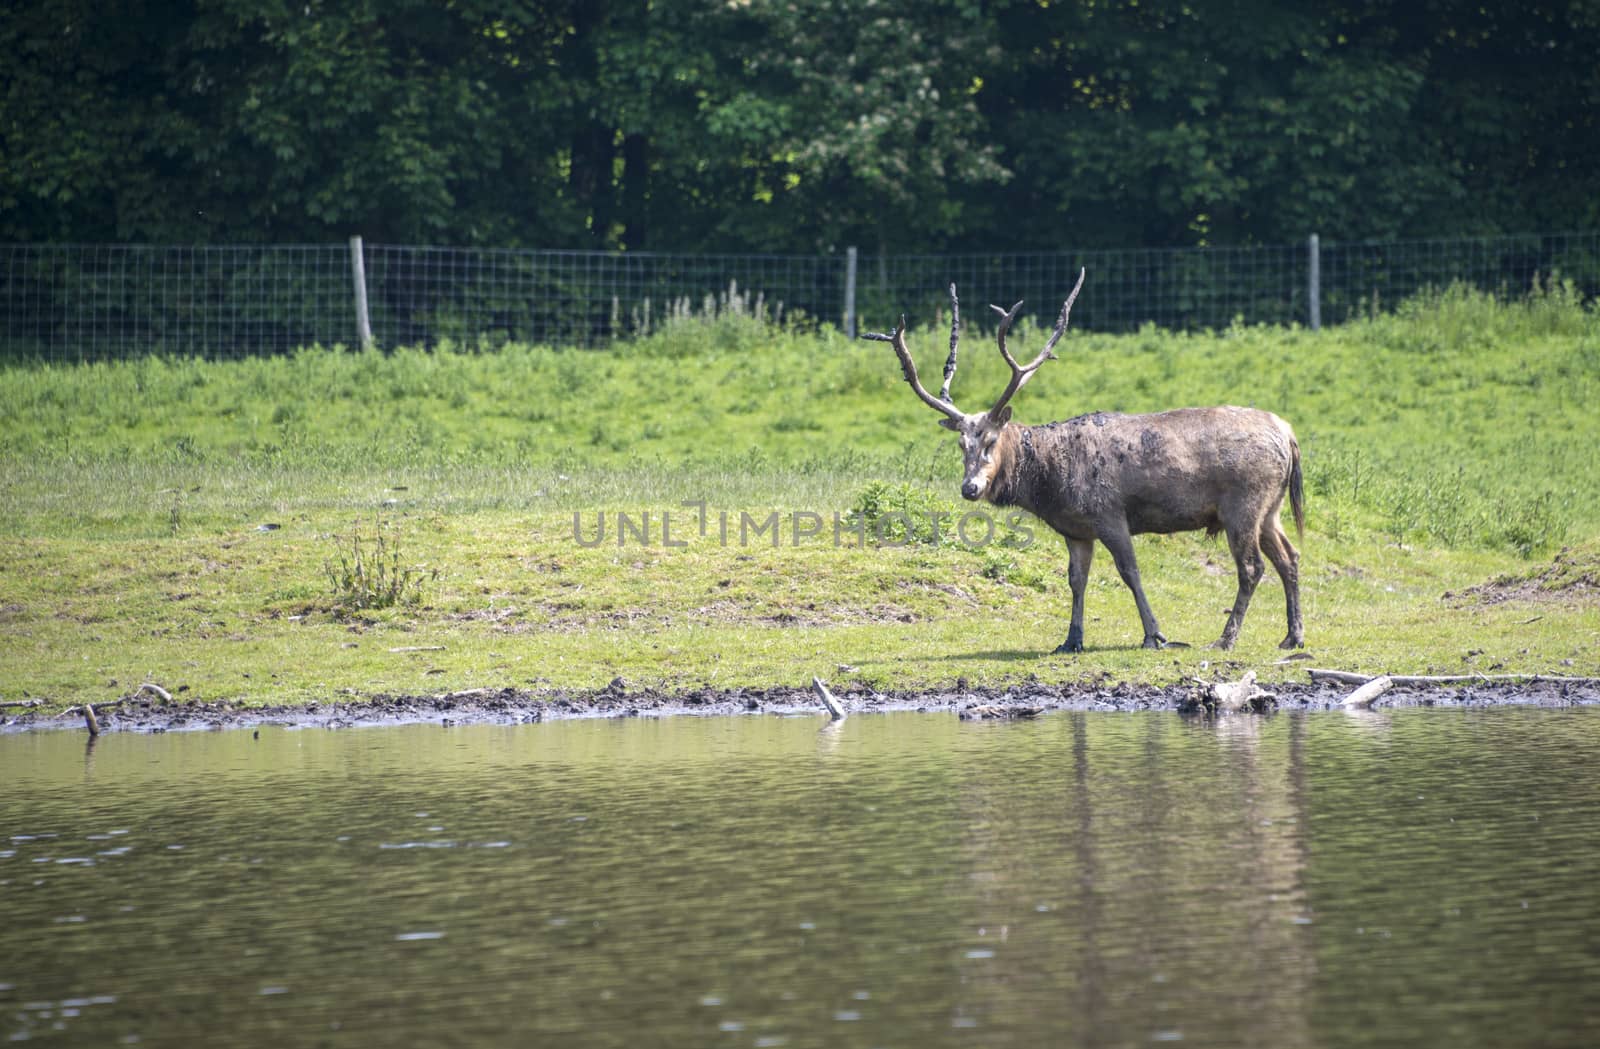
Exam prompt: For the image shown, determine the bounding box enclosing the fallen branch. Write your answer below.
[0,698,44,709]
[811,677,847,721]
[389,645,446,653]
[1187,670,1276,714]
[1342,675,1394,709]
[136,682,173,702]
[62,697,130,717]
[1309,669,1600,687]
[83,703,100,736]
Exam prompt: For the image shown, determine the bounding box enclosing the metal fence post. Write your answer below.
[349,235,374,350]
[844,245,858,338]
[1308,233,1321,331]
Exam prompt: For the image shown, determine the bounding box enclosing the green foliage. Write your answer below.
[979,549,1051,592]
[848,481,960,547]
[1379,279,1597,353]
[694,0,1009,251]
[323,518,437,612]
[615,282,790,359]
[3,1,1597,250]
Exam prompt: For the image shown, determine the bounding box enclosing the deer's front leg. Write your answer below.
[1055,536,1095,653]
[1098,525,1169,649]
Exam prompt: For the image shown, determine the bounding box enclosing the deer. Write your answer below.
[863,270,1304,653]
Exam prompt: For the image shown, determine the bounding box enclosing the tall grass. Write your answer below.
[2,282,1595,552]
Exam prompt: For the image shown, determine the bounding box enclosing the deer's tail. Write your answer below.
[1289,438,1305,540]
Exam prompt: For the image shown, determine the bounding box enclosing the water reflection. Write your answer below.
[939,713,1318,1046]
[3,709,1600,1047]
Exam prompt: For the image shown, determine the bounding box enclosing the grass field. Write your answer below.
[2,283,1598,710]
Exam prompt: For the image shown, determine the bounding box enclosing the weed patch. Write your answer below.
[323,519,438,612]
[847,481,955,546]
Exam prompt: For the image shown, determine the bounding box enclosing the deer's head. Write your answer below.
[864,269,1084,501]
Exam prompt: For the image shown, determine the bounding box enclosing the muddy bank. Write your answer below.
[6,676,1600,735]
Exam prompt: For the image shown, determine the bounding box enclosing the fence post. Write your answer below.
[1307,233,1321,331]
[844,245,858,338]
[349,235,374,350]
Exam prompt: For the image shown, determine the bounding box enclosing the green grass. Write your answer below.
[2,282,1598,711]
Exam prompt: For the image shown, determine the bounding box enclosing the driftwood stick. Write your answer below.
[0,698,44,709]
[136,682,173,702]
[438,687,494,701]
[811,677,847,721]
[83,703,101,736]
[1342,676,1394,709]
[1309,669,1600,687]
[389,645,447,654]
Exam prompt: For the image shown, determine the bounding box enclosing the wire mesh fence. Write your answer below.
[860,241,1310,336]
[362,245,845,350]
[1319,232,1600,322]
[1,243,352,360]
[3,232,1597,362]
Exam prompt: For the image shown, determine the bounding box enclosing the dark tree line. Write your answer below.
[4,0,1597,253]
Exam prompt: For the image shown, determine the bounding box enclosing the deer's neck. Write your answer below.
[987,424,1046,512]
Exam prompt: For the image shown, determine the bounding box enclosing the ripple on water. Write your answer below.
[377,840,513,849]
[3,708,1600,1049]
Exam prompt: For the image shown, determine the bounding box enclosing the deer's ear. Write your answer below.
[938,417,961,431]
[990,406,1012,427]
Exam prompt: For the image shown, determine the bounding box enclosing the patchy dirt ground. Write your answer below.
[1448,543,1600,607]
[6,676,1600,735]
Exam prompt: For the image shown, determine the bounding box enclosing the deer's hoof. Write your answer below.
[1278,635,1305,650]
[1142,634,1168,650]
[1055,626,1084,654]
[1208,637,1238,651]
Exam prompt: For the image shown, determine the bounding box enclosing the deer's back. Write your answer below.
[1028,406,1297,533]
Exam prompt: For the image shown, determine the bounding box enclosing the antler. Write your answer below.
[985,267,1086,418]
[939,283,960,404]
[862,284,966,422]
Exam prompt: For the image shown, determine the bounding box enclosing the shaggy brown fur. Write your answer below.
[868,273,1305,653]
[966,405,1304,652]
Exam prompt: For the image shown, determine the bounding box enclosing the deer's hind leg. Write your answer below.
[1260,519,1304,649]
[1212,507,1268,651]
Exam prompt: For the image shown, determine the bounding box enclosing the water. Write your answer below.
[3,708,1599,1047]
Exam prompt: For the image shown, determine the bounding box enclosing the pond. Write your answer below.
[4,708,1600,1047]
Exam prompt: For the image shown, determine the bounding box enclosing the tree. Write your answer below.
[1,0,575,244]
[2,0,1596,249]
[981,0,1600,247]
[692,0,1009,252]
